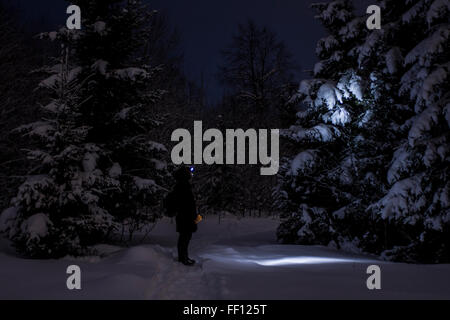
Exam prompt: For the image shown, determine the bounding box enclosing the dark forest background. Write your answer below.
[0,0,448,263]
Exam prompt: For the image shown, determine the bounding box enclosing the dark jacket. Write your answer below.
[173,180,197,233]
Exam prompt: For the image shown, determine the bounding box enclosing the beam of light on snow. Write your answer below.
[252,256,355,266]
[201,251,367,266]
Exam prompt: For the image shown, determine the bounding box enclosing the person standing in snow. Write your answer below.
[171,166,198,266]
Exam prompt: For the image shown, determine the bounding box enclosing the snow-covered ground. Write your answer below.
[1,214,449,299]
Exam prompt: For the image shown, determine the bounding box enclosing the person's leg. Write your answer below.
[185,232,192,261]
[178,232,193,262]
[177,232,187,262]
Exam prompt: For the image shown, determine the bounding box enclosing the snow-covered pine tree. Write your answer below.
[0,0,169,257]
[276,0,367,248]
[277,0,449,262]
[367,0,450,262]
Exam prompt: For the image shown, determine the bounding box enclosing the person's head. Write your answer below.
[173,166,193,183]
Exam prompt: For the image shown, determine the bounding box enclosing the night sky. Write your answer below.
[6,0,371,102]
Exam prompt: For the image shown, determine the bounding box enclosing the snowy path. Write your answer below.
[0,215,449,299]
